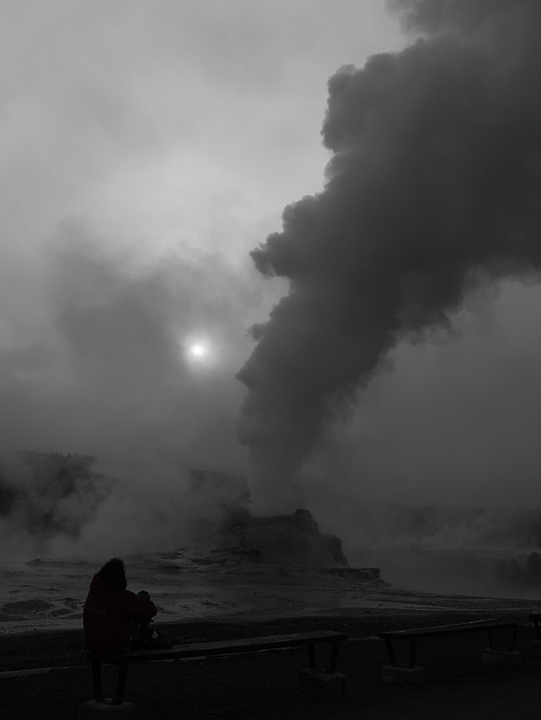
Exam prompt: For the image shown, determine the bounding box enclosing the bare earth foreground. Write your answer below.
[2,551,541,719]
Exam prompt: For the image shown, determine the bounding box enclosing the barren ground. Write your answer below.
[2,552,541,719]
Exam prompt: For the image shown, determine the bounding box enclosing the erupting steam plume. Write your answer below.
[237,0,541,512]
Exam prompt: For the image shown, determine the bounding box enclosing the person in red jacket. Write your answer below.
[84,557,171,654]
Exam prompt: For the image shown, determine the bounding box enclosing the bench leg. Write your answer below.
[91,659,104,702]
[408,640,416,669]
[308,643,317,670]
[307,641,341,673]
[91,660,128,705]
[510,626,518,652]
[327,641,339,673]
[113,663,128,705]
[385,639,416,668]
[385,639,396,666]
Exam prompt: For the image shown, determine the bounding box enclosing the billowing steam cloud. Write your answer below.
[238,0,541,512]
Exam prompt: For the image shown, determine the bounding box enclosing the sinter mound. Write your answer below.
[218,507,348,568]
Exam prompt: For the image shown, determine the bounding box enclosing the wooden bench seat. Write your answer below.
[87,630,348,704]
[379,618,519,668]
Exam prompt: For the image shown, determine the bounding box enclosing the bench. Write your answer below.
[379,618,519,670]
[87,630,348,705]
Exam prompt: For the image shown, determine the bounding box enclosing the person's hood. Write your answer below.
[88,575,118,594]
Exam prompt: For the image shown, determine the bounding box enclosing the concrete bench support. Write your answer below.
[298,668,346,695]
[481,648,522,665]
[78,700,138,719]
[381,665,426,683]
[530,640,541,657]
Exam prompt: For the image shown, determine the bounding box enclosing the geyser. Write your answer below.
[237,0,541,512]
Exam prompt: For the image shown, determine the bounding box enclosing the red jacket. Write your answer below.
[83,575,157,654]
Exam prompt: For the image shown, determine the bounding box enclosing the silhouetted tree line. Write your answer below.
[0,450,111,540]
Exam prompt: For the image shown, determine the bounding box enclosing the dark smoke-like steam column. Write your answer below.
[237,0,541,512]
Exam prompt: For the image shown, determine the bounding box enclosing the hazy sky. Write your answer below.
[0,0,403,261]
[1,0,540,513]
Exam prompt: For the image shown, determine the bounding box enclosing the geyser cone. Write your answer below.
[218,507,348,569]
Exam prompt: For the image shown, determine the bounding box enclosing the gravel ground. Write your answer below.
[3,609,541,720]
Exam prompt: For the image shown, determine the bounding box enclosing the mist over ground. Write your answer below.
[0,234,281,559]
[1,0,541,588]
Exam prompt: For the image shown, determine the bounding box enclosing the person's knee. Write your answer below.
[137,590,151,601]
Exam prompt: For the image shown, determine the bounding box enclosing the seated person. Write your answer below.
[84,557,172,654]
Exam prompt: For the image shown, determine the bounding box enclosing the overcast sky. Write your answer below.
[1,0,540,512]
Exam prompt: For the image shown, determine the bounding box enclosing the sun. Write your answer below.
[182,336,216,368]
[189,343,207,359]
